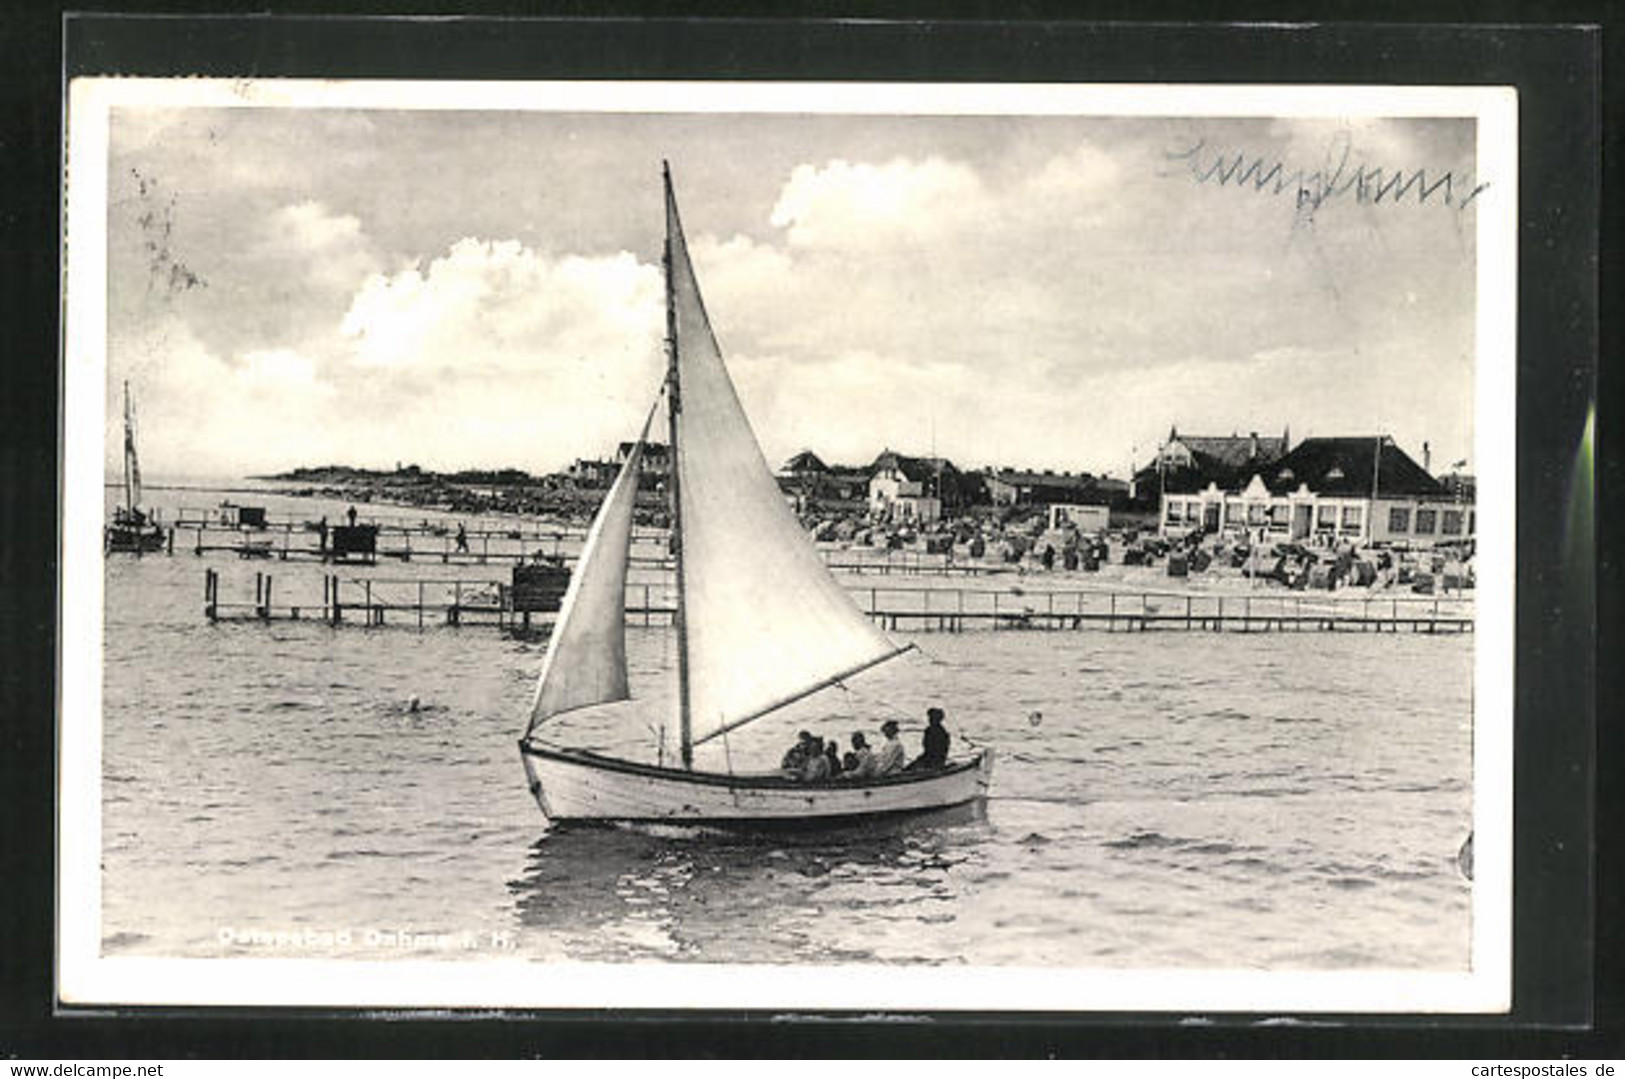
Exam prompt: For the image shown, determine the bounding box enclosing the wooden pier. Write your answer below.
[201,570,1472,634]
[164,514,1002,576]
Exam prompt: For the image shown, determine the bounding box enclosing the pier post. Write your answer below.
[418,580,425,630]
[167,527,174,555]
[262,575,272,620]
[194,527,202,556]
[204,568,217,621]
[331,575,342,625]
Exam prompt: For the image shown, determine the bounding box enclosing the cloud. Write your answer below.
[266,200,379,292]
[768,157,984,249]
[339,238,660,374]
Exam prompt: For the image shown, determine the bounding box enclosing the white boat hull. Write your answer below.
[519,740,993,825]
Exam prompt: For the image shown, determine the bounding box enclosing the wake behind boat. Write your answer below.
[517,164,993,825]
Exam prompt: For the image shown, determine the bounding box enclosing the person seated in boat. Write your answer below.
[875,720,906,776]
[823,738,843,777]
[780,730,814,776]
[842,732,876,778]
[802,736,832,782]
[906,707,951,771]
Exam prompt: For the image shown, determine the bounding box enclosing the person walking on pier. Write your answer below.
[317,516,328,556]
[346,505,358,528]
[456,522,469,553]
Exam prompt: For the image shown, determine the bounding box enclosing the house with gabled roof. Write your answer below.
[868,449,967,524]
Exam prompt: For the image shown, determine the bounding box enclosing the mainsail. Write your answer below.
[663,170,908,747]
[526,408,654,733]
[122,381,143,512]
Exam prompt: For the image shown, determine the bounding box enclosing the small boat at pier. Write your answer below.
[518,165,993,825]
[105,381,166,554]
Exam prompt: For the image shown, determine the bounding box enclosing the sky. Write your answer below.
[101,102,1483,480]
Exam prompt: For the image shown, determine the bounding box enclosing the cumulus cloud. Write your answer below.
[340,239,659,373]
[769,157,984,249]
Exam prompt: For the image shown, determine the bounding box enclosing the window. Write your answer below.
[1340,505,1363,532]
[1469,510,1476,535]
[1415,508,1437,534]
[1269,503,1291,527]
[1442,510,1463,535]
[1166,500,1183,524]
[1316,504,1337,528]
[1247,503,1266,526]
[1226,501,1244,523]
[1388,507,1411,533]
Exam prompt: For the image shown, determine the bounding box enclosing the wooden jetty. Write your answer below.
[201,570,1472,634]
[166,514,1002,576]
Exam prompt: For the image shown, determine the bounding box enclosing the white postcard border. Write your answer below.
[59,77,1518,1013]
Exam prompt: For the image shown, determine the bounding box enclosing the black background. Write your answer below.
[1,3,1612,1060]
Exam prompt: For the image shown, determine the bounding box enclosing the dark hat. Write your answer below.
[927,707,944,722]
[880,719,900,735]
[851,732,868,748]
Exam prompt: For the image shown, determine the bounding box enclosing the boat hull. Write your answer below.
[519,740,993,825]
[105,524,165,553]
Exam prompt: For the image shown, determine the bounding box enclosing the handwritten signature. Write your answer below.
[1164,132,1489,213]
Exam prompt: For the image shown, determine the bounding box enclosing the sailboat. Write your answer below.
[105,381,166,554]
[517,165,993,825]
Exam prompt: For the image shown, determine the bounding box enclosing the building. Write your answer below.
[565,457,619,489]
[1156,426,1290,473]
[1158,435,1475,546]
[779,449,829,478]
[617,441,669,477]
[981,468,1111,510]
[868,449,965,524]
[1047,503,1111,532]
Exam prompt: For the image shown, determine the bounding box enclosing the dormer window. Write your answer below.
[1325,466,1345,481]
[1277,468,1294,483]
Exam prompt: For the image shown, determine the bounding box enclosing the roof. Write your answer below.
[617,441,669,461]
[782,449,829,474]
[987,469,1097,490]
[1174,433,1289,469]
[1155,448,1265,495]
[870,449,960,482]
[1264,437,1443,498]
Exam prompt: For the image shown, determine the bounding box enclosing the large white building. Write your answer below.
[1159,436,1474,546]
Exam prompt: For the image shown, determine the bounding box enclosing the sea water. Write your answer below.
[95,485,1473,971]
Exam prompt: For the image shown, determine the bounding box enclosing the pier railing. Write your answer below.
[202,570,1472,634]
[167,517,1006,575]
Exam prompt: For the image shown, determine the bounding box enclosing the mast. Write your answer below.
[122,380,134,515]
[663,161,694,770]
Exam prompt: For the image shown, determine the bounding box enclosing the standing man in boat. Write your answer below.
[908,707,951,771]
